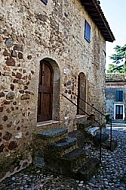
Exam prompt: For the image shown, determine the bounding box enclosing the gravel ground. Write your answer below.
[0,128,126,190]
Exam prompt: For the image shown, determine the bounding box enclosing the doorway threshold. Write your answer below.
[37,120,59,127]
[36,120,60,132]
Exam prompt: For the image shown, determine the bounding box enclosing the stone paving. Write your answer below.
[0,127,126,190]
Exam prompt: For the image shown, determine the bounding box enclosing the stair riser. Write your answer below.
[45,144,77,158]
[33,133,68,151]
[45,151,87,174]
[62,156,87,173]
[75,162,99,181]
[45,156,98,181]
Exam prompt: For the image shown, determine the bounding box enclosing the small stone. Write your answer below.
[2,115,8,121]
[8,141,18,150]
[27,55,32,59]
[0,92,5,98]
[16,72,22,79]
[21,94,30,100]
[3,49,10,56]
[11,50,17,57]
[6,92,15,100]
[0,124,3,129]
[13,45,23,51]
[12,176,16,181]
[78,183,83,187]
[0,144,4,152]
[18,52,23,59]
[0,107,3,112]
[6,57,15,66]
[3,132,12,141]
[10,84,14,91]
[5,38,13,47]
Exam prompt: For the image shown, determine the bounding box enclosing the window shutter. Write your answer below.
[84,21,91,43]
[116,91,119,101]
[116,91,123,101]
[41,0,47,5]
[119,91,123,101]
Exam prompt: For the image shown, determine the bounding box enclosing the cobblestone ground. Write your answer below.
[0,128,126,190]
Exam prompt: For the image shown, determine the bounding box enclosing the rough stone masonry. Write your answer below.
[0,0,111,181]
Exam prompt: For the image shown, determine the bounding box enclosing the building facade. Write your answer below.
[0,0,114,180]
[105,74,126,122]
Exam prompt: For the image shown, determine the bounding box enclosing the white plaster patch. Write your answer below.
[64,68,69,74]
[15,132,22,139]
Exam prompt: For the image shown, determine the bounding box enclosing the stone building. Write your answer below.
[105,74,126,122]
[0,0,114,181]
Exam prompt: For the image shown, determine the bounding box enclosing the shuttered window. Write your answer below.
[116,91,123,101]
[41,0,47,5]
[84,20,91,43]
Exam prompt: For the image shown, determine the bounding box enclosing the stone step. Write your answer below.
[45,148,87,176]
[45,152,99,181]
[61,148,87,173]
[46,137,77,158]
[77,121,101,142]
[77,120,92,131]
[33,127,68,152]
[87,126,99,136]
[93,132,109,145]
[37,127,68,140]
[74,157,99,181]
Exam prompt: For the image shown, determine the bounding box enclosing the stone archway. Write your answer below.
[37,57,60,122]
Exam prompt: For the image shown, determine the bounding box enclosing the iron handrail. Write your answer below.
[74,94,113,150]
[62,93,102,162]
[75,94,106,117]
[62,93,101,125]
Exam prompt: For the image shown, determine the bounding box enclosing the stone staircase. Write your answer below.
[33,125,100,181]
[76,120,111,149]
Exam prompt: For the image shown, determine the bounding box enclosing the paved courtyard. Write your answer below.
[0,124,126,190]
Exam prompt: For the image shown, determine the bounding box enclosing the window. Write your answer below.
[84,20,91,43]
[41,0,47,5]
[116,91,123,101]
[114,104,124,120]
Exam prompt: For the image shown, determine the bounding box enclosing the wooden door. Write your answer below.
[115,105,123,119]
[37,61,53,122]
[77,73,86,114]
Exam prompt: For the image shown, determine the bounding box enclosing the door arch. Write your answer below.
[77,72,86,115]
[37,60,53,122]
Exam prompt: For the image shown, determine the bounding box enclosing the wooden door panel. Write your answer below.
[42,93,51,114]
[39,85,52,93]
[116,114,123,119]
[77,73,86,114]
[37,61,53,122]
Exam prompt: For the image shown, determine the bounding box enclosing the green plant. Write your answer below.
[105,113,112,124]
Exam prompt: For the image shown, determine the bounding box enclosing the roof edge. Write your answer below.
[80,0,115,42]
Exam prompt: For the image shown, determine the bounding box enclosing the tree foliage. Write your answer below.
[107,44,126,73]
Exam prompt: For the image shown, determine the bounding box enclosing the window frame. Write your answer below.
[84,20,91,43]
[114,104,124,120]
[115,90,123,102]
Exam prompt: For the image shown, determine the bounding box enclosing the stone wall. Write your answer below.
[106,73,126,82]
[105,74,126,121]
[0,0,106,180]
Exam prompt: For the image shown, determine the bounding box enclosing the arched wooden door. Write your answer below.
[37,60,53,122]
[77,73,86,115]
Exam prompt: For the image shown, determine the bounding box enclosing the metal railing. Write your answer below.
[74,94,113,150]
[62,93,113,162]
